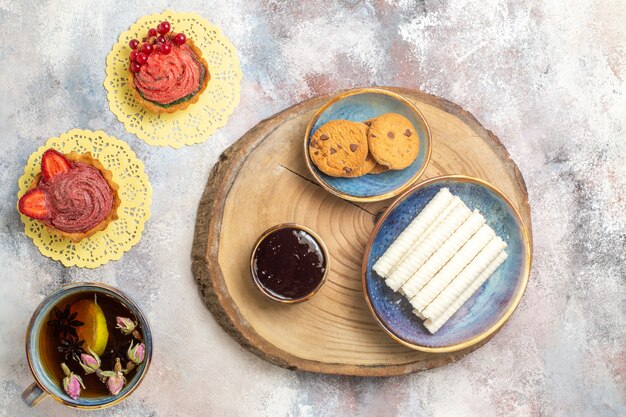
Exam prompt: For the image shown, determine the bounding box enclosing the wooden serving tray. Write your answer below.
[192,87,532,376]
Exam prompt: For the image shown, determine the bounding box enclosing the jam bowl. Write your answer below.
[250,224,330,303]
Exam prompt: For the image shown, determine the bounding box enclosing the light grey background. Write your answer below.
[0,0,624,416]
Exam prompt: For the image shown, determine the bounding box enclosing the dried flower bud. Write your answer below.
[78,348,101,374]
[123,361,136,374]
[127,342,146,364]
[61,363,85,400]
[115,317,137,335]
[114,357,123,373]
[105,371,126,396]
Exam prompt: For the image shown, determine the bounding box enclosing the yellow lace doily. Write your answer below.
[17,129,152,268]
[104,11,242,148]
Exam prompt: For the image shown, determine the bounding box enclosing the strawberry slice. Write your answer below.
[18,189,49,220]
[41,149,71,182]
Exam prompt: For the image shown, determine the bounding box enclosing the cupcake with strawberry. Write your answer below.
[18,150,121,243]
[128,20,210,113]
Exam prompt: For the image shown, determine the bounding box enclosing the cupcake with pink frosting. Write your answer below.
[127,20,210,114]
[18,149,120,242]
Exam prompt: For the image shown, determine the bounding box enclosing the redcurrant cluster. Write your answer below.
[129,21,188,73]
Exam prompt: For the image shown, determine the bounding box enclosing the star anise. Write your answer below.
[57,337,85,361]
[47,304,84,339]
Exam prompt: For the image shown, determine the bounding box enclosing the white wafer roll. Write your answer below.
[391,195,461,294]
[372,188,453,278]
[385,200,471,291]
[424,251,508,334]
[390,197,466,291]
[413,309,426,320]
[409,224,495,311]
[401,210,485,299]
[421,236,507,320]
[391,196,464,292]
[393,195,462,277]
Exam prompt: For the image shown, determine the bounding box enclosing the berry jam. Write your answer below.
[252,227,326,301]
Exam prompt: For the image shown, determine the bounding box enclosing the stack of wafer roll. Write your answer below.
[372,188,508,334]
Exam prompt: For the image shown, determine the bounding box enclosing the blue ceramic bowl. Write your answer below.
[362,175,531,352]
[304,88,431,202]
[24,283,152,409]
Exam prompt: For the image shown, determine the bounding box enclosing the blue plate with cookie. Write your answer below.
[304,87,431,202]
[362,175,531,352]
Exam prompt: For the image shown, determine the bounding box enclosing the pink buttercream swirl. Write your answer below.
[39,163,114,233]
[133,44,204,105]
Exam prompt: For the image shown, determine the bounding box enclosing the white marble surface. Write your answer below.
[0,0,624,416]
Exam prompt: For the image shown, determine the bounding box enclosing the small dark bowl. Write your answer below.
[250,223,330,304]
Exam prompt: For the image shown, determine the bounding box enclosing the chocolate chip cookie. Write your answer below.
[309,120,369,177]
[367,113,419,170]
[369,163,390,175]
[344,152,377,177]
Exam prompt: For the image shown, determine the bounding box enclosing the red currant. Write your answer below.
[130,50,138,61]
[129,39,139,49]
[136,52,148,64]
[148,28,158,37]
[156,35,166,43]
[141,43,153,54]
[130,62,141,73]
[173,33,186,45]
[157,21,171,34]
[159,42,172,54]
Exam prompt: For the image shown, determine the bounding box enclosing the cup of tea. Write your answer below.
[22,283,152,409]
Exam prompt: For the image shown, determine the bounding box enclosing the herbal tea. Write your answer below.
[39,292,145,400]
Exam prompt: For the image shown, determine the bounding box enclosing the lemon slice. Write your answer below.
[73,298,109,356]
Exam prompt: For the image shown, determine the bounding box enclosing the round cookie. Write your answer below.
[309,120,369,177]
[369,163,390,175]
[367,113,419,170]
[345,152,377,177]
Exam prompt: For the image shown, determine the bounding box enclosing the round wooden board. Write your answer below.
[192,87,532,377]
